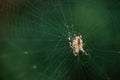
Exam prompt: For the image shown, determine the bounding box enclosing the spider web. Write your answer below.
[0,0,120,80]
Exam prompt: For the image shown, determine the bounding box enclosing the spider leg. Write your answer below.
[73,51,78,56]
[80,35,82,38]
[80,47,88,55]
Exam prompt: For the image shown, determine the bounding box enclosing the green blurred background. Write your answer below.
[0,0,120,80]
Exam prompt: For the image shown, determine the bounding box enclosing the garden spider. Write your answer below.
[68,32,88,56]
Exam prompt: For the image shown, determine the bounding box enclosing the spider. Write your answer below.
[68,32,88,56]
